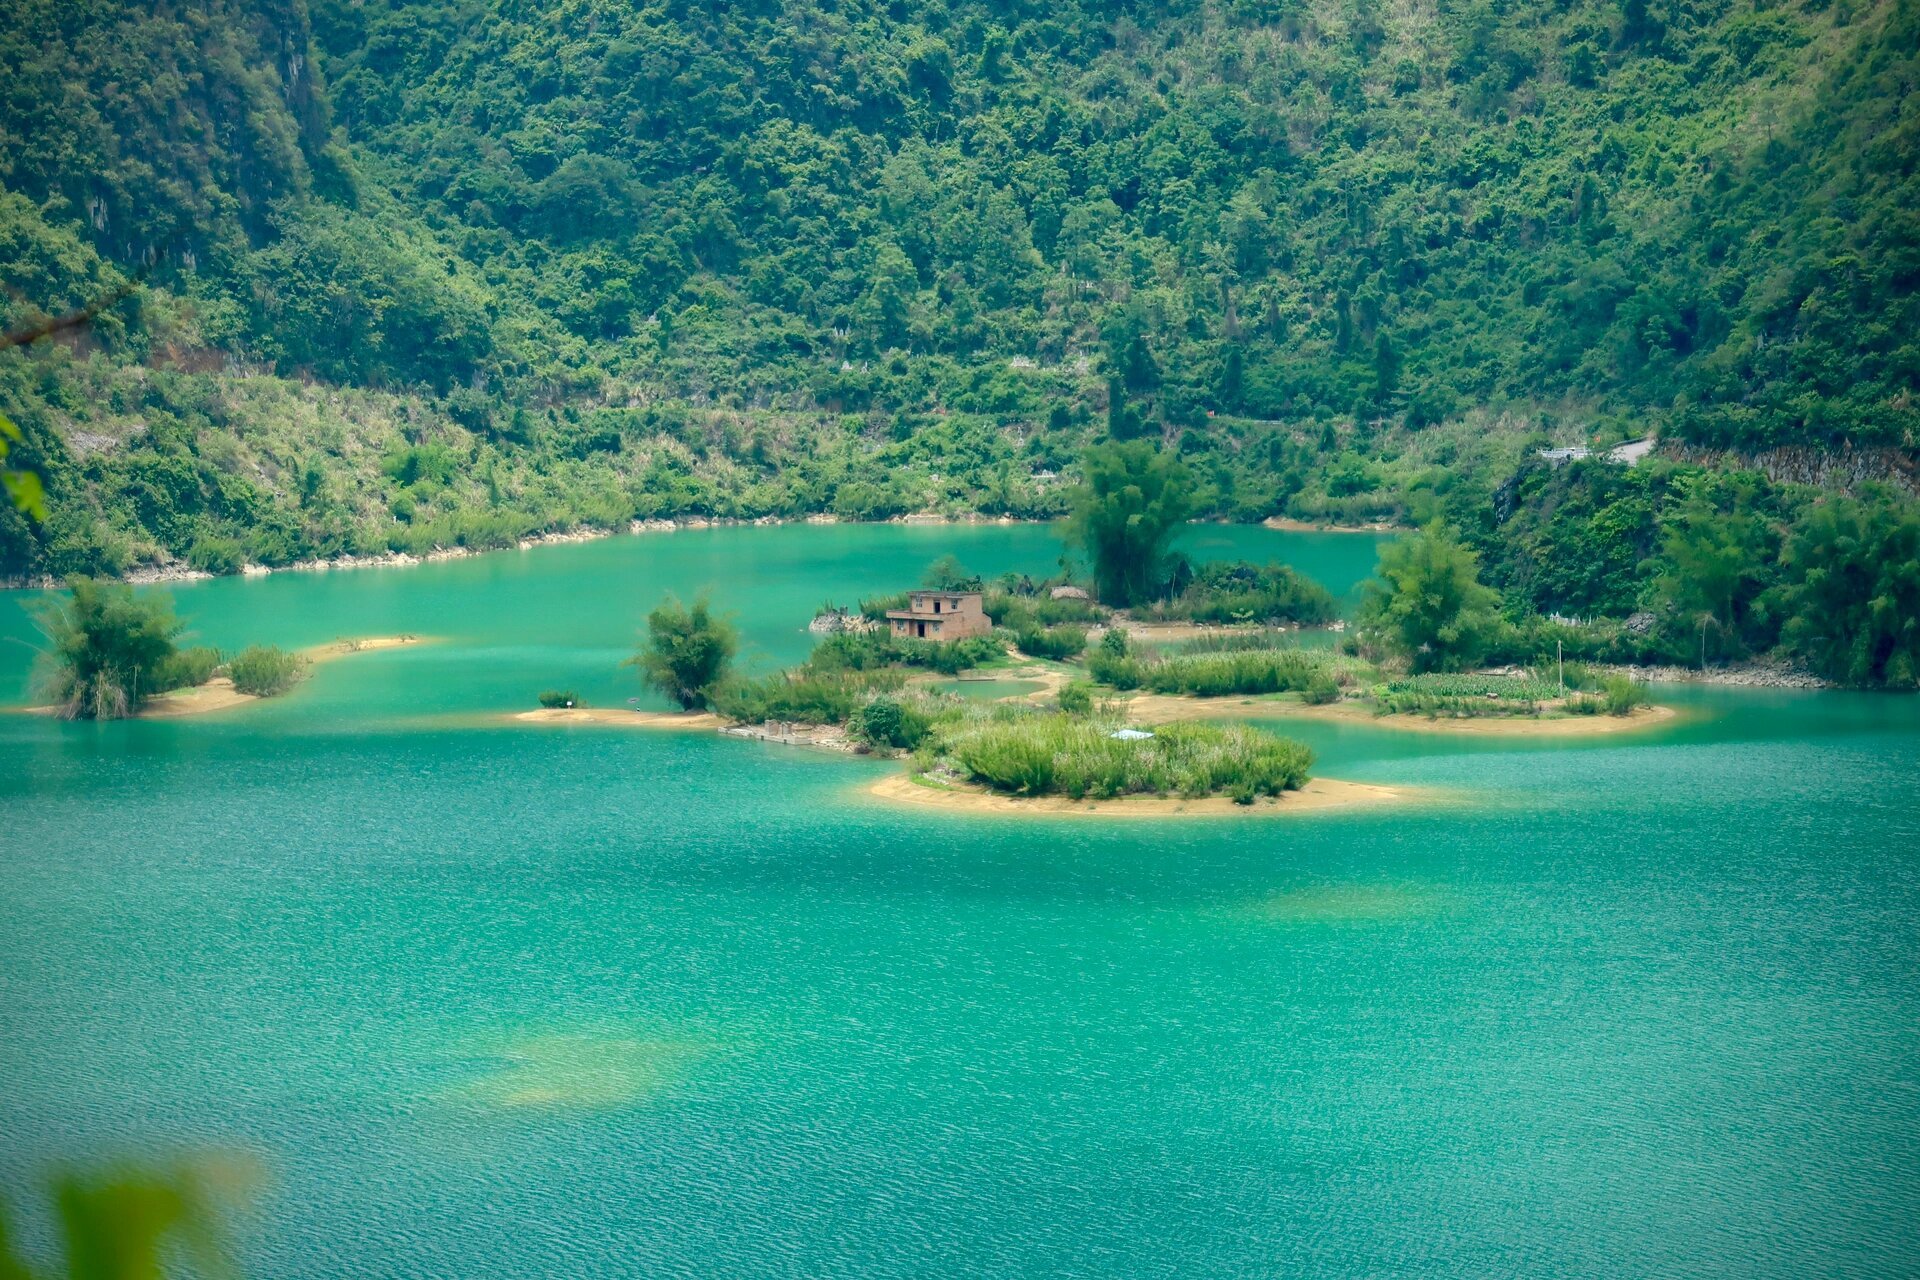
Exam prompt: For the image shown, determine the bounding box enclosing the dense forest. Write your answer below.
[0,0,1915,677]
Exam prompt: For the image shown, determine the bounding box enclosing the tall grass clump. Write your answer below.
[226,645,310,697]
[1141,649,1332,697]
[1374,672,1559,717]
[943,712,1312,801]
[713,668,903,725]
[1601,673,1649,715]
[155,645,224,691]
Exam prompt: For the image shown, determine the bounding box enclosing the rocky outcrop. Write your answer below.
[1664,443,1918,495]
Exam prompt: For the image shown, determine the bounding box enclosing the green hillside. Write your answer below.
[0,0,1915,672]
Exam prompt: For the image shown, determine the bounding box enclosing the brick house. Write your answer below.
[886,590,991,641]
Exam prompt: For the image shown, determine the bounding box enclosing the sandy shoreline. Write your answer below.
[21,635,428,719]
[1121,693,1679,736]
[867,772,1416,817]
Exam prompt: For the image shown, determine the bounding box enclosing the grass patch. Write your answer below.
[226,645,310,697]
[942,711,1312,802]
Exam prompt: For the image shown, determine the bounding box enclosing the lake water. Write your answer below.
[2,523,1917,1279]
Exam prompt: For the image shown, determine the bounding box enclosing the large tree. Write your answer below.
[1357,525,1503,673]
[1651,492,1774,665]
[1066,441,1199,607]
[630,595,737,711]
[34,579,182,719]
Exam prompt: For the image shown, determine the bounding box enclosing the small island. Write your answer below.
[512,457,1674,810]
[21,577,426,720]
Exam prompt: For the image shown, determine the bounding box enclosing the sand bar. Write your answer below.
[867,772,1415,817]
[511,707,724,730]
[21,635,429,720]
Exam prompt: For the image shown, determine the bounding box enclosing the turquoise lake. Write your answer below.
[2,522,1918,1277]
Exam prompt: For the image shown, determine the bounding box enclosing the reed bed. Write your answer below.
[940,710,1312,802]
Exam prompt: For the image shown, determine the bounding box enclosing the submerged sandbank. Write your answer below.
[867,771,1415,817]
[1121,692,1678,736]
[511,707,724,730]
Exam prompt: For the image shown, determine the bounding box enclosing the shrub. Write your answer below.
[538,689,579,708]
[911,633,1006,674]
[154,645,223,692]
[987,592,1105,628]
[1141,649,1331,698]
[1302,671,1341,704]
[809,630,1004,675]
[187,533,246,576]
[1057,682,1094,716]
[1011,623,1087,661]
[227,645,309,697]
[1086,648,1144,689]
[1601,674,1649,715]
[851,694,935,750]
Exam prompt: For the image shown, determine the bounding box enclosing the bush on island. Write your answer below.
[227,645,310,697]
[631,594,737,711]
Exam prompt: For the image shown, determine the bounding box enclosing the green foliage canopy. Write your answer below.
[1066,441,1199,607]
[33,579,181,719]
[630,595,737,711]
[1358,525,1503,673]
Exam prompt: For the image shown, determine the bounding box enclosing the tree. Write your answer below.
[1066,441,1200,607]
[629,595,737,711]
[1651,494,1772,665]
[1774,493,1920,687]
[34,579,182,719]
[921,555,981,591]
[1357,525,1503,672]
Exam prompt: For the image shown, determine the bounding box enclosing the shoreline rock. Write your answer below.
[1599,661,1834,689]
[1,513,1053,591]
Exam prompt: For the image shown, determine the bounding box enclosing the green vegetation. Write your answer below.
[0,1160,242,1280]
[811,628,1006,677]
[630,596,737,711]
[226,645,310,698]
[713,668,892,726]
[1139,561,1337,628]
[1088,633,1351,699]
[1357,526,1504,674]
[850,694,937,751]
[1008,624,1087,662]
[1,0,1916,687]
[33,579,183,719]
[1774,494,1920,687]
[538,690,579,709]
[941,713,1312,804]
[1066,442,1200,606]
[155,645,223,693]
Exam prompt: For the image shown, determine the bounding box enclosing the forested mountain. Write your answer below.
[1,0,1916,660]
